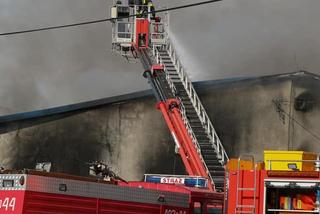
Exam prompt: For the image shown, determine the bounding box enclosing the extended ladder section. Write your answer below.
[152,41,228,190]
[140,48,214,190]
[111,1,228,191]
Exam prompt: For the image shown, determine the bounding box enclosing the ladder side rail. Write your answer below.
[235,155,257,214]
[153,46,177,97]
[165,39,228,164]
[253,163,257,214]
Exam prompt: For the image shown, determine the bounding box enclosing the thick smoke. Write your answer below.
[0,0,146,115]
[1,0,320,114]
[164,0,320,81]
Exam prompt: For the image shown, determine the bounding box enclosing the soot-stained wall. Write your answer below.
[200,72,320,161]
[1,72,320,179]
[288,76,320,152]
[200,77,292,160]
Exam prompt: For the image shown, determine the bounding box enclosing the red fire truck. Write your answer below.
[2,151,320,214]
[2,1,320,214]
[0,170,223,214]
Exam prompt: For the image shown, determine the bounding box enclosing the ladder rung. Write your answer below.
[236,205,255,208]
[235,211,254,214]
[238,188,255,191]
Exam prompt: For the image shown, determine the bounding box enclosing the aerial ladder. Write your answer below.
[111,0,228,191]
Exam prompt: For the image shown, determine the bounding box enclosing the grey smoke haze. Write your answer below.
[1,0,320,115]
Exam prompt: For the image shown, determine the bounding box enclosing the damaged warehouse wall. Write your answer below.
[0,71,320,180]
[200,71,320,160]
[288,76,320,151]
[200,76,292,159]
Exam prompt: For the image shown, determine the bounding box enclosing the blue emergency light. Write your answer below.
[144,174,208,188]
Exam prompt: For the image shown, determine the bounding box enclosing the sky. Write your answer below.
[0,0,320,115]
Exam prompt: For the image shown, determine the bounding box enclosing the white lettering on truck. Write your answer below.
[0,197,16,211]
[164,209,186,214]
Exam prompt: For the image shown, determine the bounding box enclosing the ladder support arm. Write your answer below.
[157,99,214,191]
[170,105,208,177]
[157,101,193,175]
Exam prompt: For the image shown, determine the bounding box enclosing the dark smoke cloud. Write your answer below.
[167,0,320,80]
[1,0,320,115]
[0,0,145,115]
